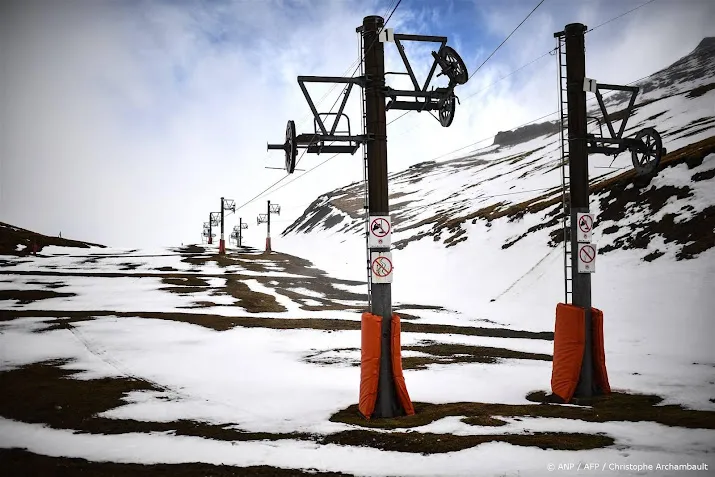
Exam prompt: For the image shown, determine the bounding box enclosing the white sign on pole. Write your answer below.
[379,28,395,43]
[370,251,393,284]
[576,213,594,243]
[577,243,597,273]
[583,77,597,93]
[368,215,392,248]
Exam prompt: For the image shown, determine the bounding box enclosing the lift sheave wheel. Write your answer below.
[285,120,297,174]
[439,94,456,127]
[438,46,468,86]
[630,127,662,176]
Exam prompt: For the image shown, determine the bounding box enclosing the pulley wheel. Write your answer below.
[285,120,297,174]
[630,127,662,176]
[439,94,456,127]
[439,46,468,85]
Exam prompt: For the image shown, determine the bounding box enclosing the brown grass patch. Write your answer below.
[0,361,315,443]
[402,342,552,370]
[0,450,355,477]
[4,309,552,340]
[322,429,613,453]
[0,289,75,305]
[224,279,287,313]
[331,392,715,430]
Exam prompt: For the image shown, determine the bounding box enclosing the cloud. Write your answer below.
[1,0,712,247]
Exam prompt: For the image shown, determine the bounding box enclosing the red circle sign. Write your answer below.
[370,218,390,238]
[371,256,393,277]
[579,245,596,263]
[578,215,593,233]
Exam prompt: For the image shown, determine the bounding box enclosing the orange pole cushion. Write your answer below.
[591,308,611,394]
[359,312,382,419]
[391,314,415,416]
[551,303,586,402]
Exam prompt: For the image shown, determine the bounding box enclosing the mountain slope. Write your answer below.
[0,222,105,256]
[281,38,715,262]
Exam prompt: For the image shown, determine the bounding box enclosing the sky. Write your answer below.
[1,0,714,248]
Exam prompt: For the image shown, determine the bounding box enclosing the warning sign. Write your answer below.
[576,213,594,243]
[577,243,597,273]
[370,251,393,284]
[368,215,392,249]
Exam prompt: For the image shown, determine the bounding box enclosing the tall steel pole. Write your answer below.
[239,218,242,247]
[208,212,213,245]
[219,197,226,254]
[363,15,400,418]
[266,200,272,253]
[564,23,594,397]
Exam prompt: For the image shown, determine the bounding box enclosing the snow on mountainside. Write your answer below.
[282,38,715,262]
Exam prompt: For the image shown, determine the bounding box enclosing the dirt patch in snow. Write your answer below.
[3,310,553,340]
[0,289,76,305]
[0,361,317,443]
[0,450,355,477]
[323,429,613,453]
[331,392,715,431]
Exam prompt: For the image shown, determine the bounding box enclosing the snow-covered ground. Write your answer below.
[1,243,714,476]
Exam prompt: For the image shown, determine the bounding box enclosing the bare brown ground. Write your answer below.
[0,448,353,477]
[1,309,553,340]
[331,393,715,431]
[1,360,622,461]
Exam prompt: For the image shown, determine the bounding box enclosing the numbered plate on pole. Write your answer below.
[368,215,392,248]
[576,213,594,243]
[371,251,393,284]
[583,77,597,93]
[378,28,394,43]
[577,243,597,273]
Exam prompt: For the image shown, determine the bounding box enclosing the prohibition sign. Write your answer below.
[372,255,393,278]
[578,215,593,234]
[579,244,596,264]
[371,217,391,238]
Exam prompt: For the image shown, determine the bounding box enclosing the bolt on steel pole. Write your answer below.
[363,14,401,418]
[564,23,594,397]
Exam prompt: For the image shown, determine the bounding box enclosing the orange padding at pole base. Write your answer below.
[359,313,415,419]
[551,303,610,403]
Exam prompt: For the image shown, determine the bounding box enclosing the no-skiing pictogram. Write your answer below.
[370,251,393,283]
[578,215,593,233]
[368,215,392,248]
[371,217,390,237]
[576,212,594,243]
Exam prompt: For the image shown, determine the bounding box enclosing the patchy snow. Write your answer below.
[2,417,714,477]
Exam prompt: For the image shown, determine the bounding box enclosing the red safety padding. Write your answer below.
[592,308,611,394]
[391,314,415,416]
[359,312,382,419]
[551,303,586,402]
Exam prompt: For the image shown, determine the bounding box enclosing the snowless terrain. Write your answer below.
[1,40,715,477]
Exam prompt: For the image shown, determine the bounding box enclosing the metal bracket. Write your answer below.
[297,76,366,136]
[222,199,236,215]
[382,34,468,126]
[583,82,665,175]
[209,212,221,227]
